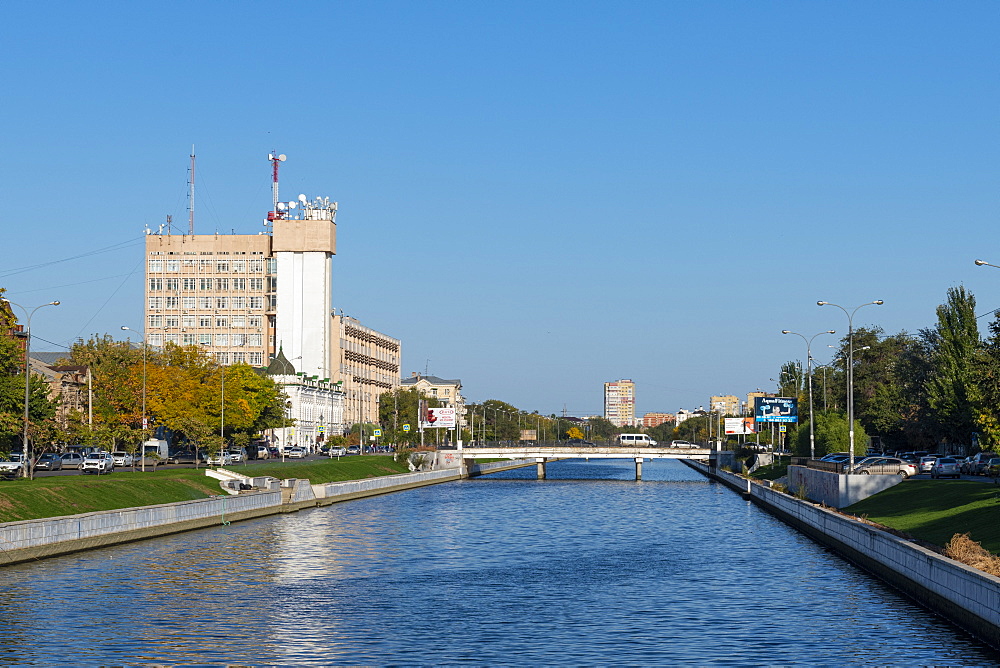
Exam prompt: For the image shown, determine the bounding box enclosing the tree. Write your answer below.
[925,286,982,445]
[792,412,868,457]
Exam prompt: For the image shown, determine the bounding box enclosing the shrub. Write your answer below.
[944,533,1000,576]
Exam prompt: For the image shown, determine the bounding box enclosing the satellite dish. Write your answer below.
[268,153,274,160]
[288,201,296,209]
[278,154,287,161]
[276,202,286,210]
[298,194,307,203]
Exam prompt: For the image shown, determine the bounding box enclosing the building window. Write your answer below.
[182,315,195,327]
[232,278,246,290]
[149,278,163,291]
[232,334,245,347]
[166,260,180,272]
[216,278,229,291]
[183,278,197,290]
[198,297,212,309]
[231,315,246,327]
[199,278,212,291]
[215,297,228,309]
[149,333,163,346]
[249,259,264,273]
[267,295,277,310]
[216,261,229,273]
[199,334,212,345]
[249,352,263,365]
[249,297,263,309]
[215,352,229,364]
[232,352,246,363]
[183,297,196,309]
[148,260,162,272]
[267,277,277,292]
[266,258,277,274]
[248,334,262,346]
[165,334,179,344]
[199,259,213,270]
[182,334,196,345]
[232,260,245,273]
[148,315,162,328]
[165,278,179,291]
[249,278,263,291]
[165,297,178,309]
[215,334,229,346]
[251,316,263,328]
[231,297,245,309]
[148,297,162,309]
[165,316,179,327]
[197,316,211,327]
[216,316,228,327]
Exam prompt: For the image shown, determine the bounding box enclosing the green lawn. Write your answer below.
[0,455,410,524]
[844,480,1000,554]
[749,462,789,481]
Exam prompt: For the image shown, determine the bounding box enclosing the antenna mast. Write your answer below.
[266,151,287,228]
[187,146,196,234]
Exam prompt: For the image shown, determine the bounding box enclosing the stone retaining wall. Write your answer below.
[684,460,1000,649]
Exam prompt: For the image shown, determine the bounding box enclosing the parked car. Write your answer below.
[60,452,85,469]
[930,457,961,479]
[285,447,306,459]
[670,440,697,448]
[853,457,917,478]
[35,453,64,471]
[227,449,245,463]
[0,456,23,478]
[347,445,361,455]
[973,453,1000,476]
[255,445,271,460]
[81,452,115,474]
[207,452,234,466]
[268,447,280,458]
[918,456,939,473]
[111,451,134,467]
[986,458,1000,479]
[327,446,347,457]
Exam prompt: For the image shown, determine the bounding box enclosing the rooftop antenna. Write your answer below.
[187,146,195,234]
[425,359,430,376]
[166,214,173,235]
[266,151,287,227]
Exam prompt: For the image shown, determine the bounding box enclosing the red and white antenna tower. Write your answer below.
[187,145,196,234]
[267,151,287,224]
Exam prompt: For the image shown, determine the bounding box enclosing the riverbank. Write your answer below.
[0,457,532,566]
[685,460,1000,650]
[0,456,411,524]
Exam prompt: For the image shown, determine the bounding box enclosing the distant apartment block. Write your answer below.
[642,412,675,428]
[710,395,739,416]
[604,379,635,427]
[747,391,768,415]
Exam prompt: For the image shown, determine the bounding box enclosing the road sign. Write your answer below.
[779,424,787,433]
[373,429,382,437]
[317,425,325,433]
[403,424,411,432]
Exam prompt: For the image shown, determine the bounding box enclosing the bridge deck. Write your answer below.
[458,446,712,460]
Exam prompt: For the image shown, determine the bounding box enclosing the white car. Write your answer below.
[285,447,306,459]
[111,451,134,467]
[227,450,244,463]
[0,456,24,478]
[207,452,234,466]
[81,452,115,474]
[327,446,347,457]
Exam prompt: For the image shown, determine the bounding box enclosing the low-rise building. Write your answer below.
[400,372,465,426]
[265,348,345,452]
[642,412,675,428]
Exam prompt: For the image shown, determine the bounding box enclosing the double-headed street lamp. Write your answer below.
[817,300,883,472]
[121,326,147,472]
[782,329,836,460]
[2,298,60,480]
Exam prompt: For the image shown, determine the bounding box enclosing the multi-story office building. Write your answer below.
[642,412,675,428]
[144,192,400,430]
[604,379,635,427]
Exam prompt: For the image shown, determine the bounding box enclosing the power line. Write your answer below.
[0,236,143,279]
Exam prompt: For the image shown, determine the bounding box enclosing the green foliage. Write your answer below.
[792,411,868,457]
[925,286,982,444]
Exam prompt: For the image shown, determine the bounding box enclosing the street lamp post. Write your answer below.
[2,299,60,480]
[782,329,836,460]
[818,300,884,472]
[121,326,147,472]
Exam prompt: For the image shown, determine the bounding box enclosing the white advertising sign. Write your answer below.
[725,418,747,435]
[420,406,457,429]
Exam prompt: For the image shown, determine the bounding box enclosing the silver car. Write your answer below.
[35,453,64,471]
[60,452,85,469]
[918,456,938,473]
[930,457,961,479]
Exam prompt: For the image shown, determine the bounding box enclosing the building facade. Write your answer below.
[265,348,345,452]
[144,194,400,430]
[642,412,675,428]
[710,395,740,416]
[604,379,635,427]
[400,372,465,426]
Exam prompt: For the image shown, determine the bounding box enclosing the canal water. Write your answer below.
[0,459,996,665]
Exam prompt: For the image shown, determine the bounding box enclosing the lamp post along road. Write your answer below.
[782,329,836,460]
[121,326,147,472]
[818,300,883,472]
[3,299,60,480]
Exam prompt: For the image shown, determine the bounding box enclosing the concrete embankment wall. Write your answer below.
[684,460,1000,649]
[0,458,532,567]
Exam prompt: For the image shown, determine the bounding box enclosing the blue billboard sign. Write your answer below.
[754,396,798,423]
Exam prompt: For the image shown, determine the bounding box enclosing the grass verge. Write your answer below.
[844,480,1000,555]
[749,462,789,481]
[0,455,411,524]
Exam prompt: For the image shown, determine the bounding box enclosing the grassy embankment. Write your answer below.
[0,455,410,524]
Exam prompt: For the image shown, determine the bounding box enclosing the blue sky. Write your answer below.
[2,1,998,418]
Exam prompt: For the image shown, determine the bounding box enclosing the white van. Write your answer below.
[615,434,658,447]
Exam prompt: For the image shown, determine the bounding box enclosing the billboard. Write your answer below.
[420,406,456,429]
[754,397,798,423]
[724,417,756,435]
[521,429,537,441]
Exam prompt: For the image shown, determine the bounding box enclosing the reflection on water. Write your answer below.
[0,458,995,665]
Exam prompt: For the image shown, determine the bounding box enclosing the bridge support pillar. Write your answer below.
[635,458,643,480]
[536,458,546,480]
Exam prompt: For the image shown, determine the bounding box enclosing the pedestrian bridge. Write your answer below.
[456,445,713,480]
